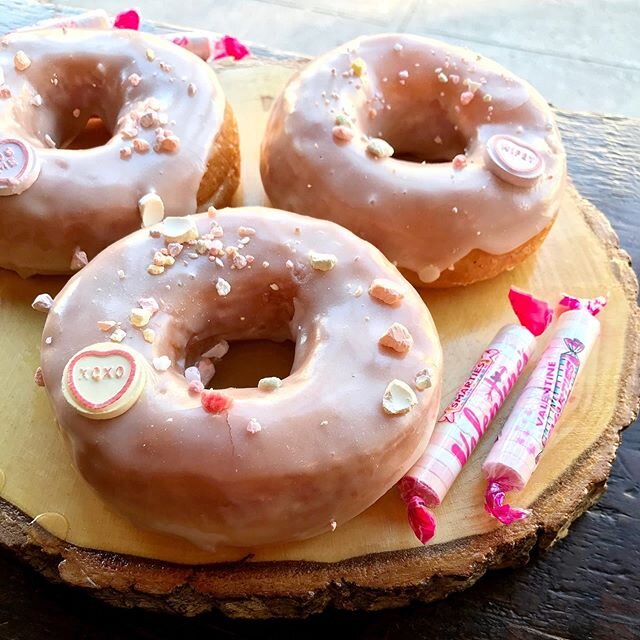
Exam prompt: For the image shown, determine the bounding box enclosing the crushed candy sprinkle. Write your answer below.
[152,355,172,372]
[379,323,413,353]
[382,379,418,416]
[258,376,282,391]
[414,369,432,391]
[31,293,53,313]
[369,278,404,305]
[246,418,262,434]
[309,251,338,271]
[201,390,232,413]
[366,138,394,159]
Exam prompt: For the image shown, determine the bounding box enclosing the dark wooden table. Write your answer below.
[1,2,638,638]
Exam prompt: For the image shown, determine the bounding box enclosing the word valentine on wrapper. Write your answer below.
[482,293,607,525]
[398,288,553,544]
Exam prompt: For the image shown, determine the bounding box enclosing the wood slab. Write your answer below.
[0,43,639,620]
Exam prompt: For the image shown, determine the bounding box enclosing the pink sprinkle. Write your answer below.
[201,390,232,413]
[113,9,140,30]
[70,247,88,271]
[34,367,45,387]
[167,242,183,257]
[449,74,460,84]
[460,91,474,106]
[246,418,262,434]
[138,296,159,314]
[120,147,132,160]
[332,125,354,142]
[188,380,204,395]
[128,73,141,86]
[212,35,250,61]
[452,154,467,170]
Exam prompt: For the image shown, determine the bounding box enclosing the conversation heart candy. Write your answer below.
[61,342,147,420]
[485,134,544,187]
[0,138,41,196]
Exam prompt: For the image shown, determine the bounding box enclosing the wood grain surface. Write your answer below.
[0,1,639,638]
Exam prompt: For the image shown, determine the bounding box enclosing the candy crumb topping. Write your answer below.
[258,376,282,391]
[309,251,338,271]
[31,293,53,313]
[369,278,404,305]
[382,379,418,415]
[247,418,262,434]
[379,323,413,353]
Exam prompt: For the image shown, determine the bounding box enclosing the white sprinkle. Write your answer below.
[330,519,337,532]
[246,418,262,434]
[31,293,53,312]
[138,192,165,228]
[216,277,231,296]
[415,369,432,391]
[30,93,42,107]
[382,379,418,415]
[110,328,127,343]
[44,134,56,148]
[309,251,338,272]
[152,355,172,372]
[393,43,403,52]
[138,297,159,315]
[184,366,201,383]
[258,376,282,391]
[161,216,199,243]
[366,137,394,159]
[129,307,152,328]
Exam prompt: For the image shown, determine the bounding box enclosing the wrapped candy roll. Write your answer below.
[482,293,607,525]
[161,32,250,62]
[398,288,554,543]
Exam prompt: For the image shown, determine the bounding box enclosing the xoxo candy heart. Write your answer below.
[0,138,41,196]
[61,342,147,420]
[485,134,544,188]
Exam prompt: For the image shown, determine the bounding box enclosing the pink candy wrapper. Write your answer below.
[398,288,553,543]
[482,293,607,524]
[162,32,250,62]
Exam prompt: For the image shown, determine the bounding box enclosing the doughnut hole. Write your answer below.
[187,339,296,389]
[171,276,306,390]
[362,94,466,163]
[18,55,126,149]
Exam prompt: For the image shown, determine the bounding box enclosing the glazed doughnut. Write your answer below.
[39,206,442,548]
[261,34,566,287]
[0,29,240,276]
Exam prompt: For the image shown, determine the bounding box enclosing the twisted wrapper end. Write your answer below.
[484,480,530,525]
[406,495,437,544]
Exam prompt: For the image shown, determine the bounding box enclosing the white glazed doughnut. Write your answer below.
[39,206,443,548]
[261,34,567,287]
[0,29,240,276]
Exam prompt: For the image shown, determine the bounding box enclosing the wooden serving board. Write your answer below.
[0,57,638,619]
